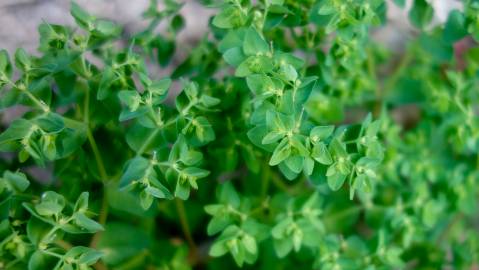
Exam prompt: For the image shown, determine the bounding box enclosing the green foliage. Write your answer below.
[1,0,478,269]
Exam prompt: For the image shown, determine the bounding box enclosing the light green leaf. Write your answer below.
[243,28,269,56]
[269,138,291,166]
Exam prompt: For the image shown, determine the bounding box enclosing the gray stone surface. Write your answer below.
[0,0,213,54]
[0,0,463,55]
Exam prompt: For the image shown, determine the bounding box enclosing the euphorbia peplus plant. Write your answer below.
[0,0,478,269]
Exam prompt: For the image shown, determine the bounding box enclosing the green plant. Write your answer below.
[0,0,478,269]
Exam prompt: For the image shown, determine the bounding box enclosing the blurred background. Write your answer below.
[0,0,463,54]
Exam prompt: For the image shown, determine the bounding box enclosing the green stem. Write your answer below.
[136,117,178,156]
[5,258,21,269]
[137,129,160,156]
[175,199,198,255]
[0,234,14,247]
[384,49,413,95]
[90,187,109,249]
[367,48,381,117]
[55,239,73,250]
[261,166,271,198]
[86,129,108,182]
[435,213,462,245]
[41,225,61,245]
[41,249,63,259]
[83,84,108,182]
[23,89,50,112]
[270,171,294,195]
[7,80,49,112]
[82,82,110,255]
[115,250,149,270]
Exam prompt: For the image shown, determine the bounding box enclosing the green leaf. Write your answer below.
[179,149,203,166]
[267,0,284,5]
[329,138,348,158]
[279,64,298,82]
[189,116,215,145]
[2,170,30,192]
[290,135,309,156]
[210,240,229,257]
[93,20,121,37]
[213,6,246,29]
[310,126,334,143]
[236,56,274,77]
[97,67,115,100]
[35,113,65,134]
[200,94,221,107]
[0,49,12,86]
[223,47,246,67]
[96,223,150,265]
[240,144,260,173]
[171,14,185,33]
[149,78,172,95]
[219,182,240,207]
[118,90,141,112]
[243,28,270,56]
[285,155,303,174]
[443,10,467,43]
[76,247,103,265]
[312,142,333,165]
[393,0,406,7]
[241,234,257,254]
[35,191,66,216]
[182,167,210,179]
[246,74,274,96]
[140,189,154,209]
[262,131,284,144]
[119,157,150,188]
[422,200,443,227]
[146,186,171,199]
[318,2,336,15]
[14,48,31,71]
[409,0,433,29]
[269,138,291,166]
[175,180,190,200]
[273,237,293,258]
[28,250,57,270]
[74,212,104,233]
[74,192,89,213]
[327,172,347,191]
[71,2,94,30]
[27,217,51,245]
[0,118,32,151]
[303,157,315,175]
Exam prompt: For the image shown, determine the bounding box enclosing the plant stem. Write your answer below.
[261,166,271,198]
[86,129,109,182]
[383,48,413,96]
[137,129,159,156]
[83,84,108,183]
[367,48,381,117]
[83,83,109,263]
[435,213,462,245]
[55,239,73,250]
[5,258,21,269]
[7,79,49,112]
[23,89,50,112]
[270,171,295,195]
[326,206,362,222]
[41,249,63,259]
[175,199,198,256]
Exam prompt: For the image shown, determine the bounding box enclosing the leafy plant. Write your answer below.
[1,0,478,269]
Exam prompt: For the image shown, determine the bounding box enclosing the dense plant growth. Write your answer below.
[1,0,478,269]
